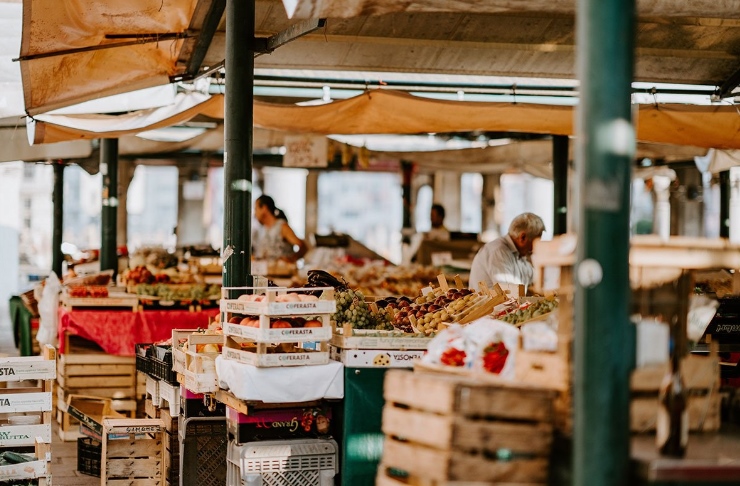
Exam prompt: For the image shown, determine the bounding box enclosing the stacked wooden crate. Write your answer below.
[56,335,137,440]
[377,370,556,486]
[101,418,165,485]
[0,345,56,485]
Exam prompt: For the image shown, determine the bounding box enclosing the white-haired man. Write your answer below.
[469,212,545,291]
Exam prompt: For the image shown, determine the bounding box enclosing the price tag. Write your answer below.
[431,252,453,267]
[252,260,268,276]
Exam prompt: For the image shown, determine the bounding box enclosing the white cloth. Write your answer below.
[469,234,534,290]
[216,356,344,403]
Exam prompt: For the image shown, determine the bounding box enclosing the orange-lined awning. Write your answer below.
[29,90,740,150]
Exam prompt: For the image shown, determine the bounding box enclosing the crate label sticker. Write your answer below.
[0,360,55,381]
[0,392,51,412]
[124,426,160,434]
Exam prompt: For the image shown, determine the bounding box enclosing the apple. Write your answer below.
[270,319,292,329]
[229,316,242,324]
[304,319,323,328]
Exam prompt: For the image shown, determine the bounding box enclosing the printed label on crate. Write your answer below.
[67,405,105,435]
[330,348,425,368]
[0,392,52,413]
[222,299,336,316]
[713,323,740,333]
[107,424,162,434]
[0,424,51,447]
[223,322,331,343]
[0,460,47,480]
[223,347,329,367]
[226,404,332,442]
[331,334,431,350]
[0,359,55,382]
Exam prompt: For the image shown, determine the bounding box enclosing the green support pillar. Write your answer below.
[51,161,65,277]
[720,170,730,238]
[574,0,635,485]
[401,161,413,242]
[222,0,254,291]
[100,139,119,275]
[553,135,569,235]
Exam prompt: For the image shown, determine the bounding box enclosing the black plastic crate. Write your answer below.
[77,437,101,478]
[179,417,228,486]
[181,397,225,418]
[135,343,153,375]
[151,356,178,384]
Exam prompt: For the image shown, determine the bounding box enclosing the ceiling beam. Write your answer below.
[254,18,327,57]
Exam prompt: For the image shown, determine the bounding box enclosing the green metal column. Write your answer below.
[100,139,119,275]
[223,0,254,290]
[574,0,635,484]
[720,170,730,238]
[553,135,569,235]
[52,161,65,277]
[401,161,413,232]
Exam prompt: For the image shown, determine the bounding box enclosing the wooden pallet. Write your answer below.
[102,418,165,486]
[380,370,554,485]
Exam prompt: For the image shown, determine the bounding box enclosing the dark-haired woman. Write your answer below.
[253,195,307,262]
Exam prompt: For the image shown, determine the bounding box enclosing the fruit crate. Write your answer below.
[77,437,101,477]
[172,329,223,374]
[226,438,338,486]
[378,370,555,485]
[223,336,330,368]
[181,351,219,394]
[221,286,336,316]
[0,439,51,485]
[222,314,332,344]
[179,416,228,486]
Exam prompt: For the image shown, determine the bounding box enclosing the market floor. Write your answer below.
[50,423,99,486]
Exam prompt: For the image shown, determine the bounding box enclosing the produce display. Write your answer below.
[301,264,446,298]
[134,283,221,301]
[497,298,558,326]
[331,289,375,330]
[66,285,109,298]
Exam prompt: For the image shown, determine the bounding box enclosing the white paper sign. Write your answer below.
[283,135,328,168]
[431,252,453,267]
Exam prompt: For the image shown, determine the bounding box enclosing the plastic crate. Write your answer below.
[135,343,152,375]
[226,438,338,486]
[151,356,178,385]
[179,416,228,486]
[77,437,101,478]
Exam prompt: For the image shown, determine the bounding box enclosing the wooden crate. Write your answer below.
[0,346,56,448]
[630,347,720,433]
[380,370,554,485]
[102,418,165,485]
[58,352,136,394]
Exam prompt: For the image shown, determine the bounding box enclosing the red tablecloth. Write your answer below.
[58,307,219,356]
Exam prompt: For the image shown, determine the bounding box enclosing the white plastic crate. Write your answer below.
[226,438,337,486]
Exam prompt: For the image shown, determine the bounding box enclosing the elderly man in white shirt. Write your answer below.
[469,213,545,291]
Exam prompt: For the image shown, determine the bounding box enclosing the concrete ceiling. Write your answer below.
[198,0,740,90]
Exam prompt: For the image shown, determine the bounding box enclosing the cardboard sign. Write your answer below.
[283,135,328,168]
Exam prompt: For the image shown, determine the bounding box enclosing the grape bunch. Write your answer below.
[371,307,395,331]
[331,289,374,329]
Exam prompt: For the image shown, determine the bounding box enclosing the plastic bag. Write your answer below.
[37,272,61,346]
[688,295,719,343]
[521,321,558,352]
[422,318,520,379]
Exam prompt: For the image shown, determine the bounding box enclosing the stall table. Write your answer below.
[58,306,218,356]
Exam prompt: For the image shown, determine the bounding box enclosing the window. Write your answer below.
[23,163,34,180]
[23,217,31,229]
[22,198,32,211]
[318,172,403,263]
[460,173,483,234]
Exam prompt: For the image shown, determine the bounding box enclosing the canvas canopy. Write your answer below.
[28,90,740,150]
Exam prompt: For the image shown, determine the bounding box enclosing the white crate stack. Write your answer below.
[220,287,336,368]
[226,439,338,486]
[0,345,56,486]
